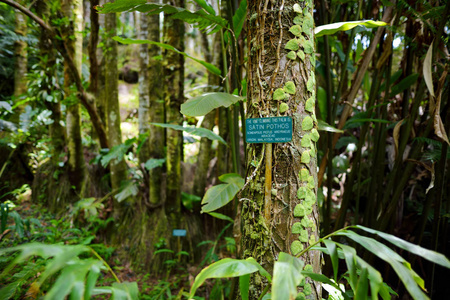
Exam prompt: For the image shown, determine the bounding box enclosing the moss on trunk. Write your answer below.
[238,1,321,298]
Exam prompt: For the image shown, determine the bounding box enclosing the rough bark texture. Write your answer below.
[163,0,185,229]
[63,0,87,194]
[104,12,127,191]
[237,1,321,298]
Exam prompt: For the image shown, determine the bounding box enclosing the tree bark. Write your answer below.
[193,32,222,197]
[104,12,127,191]
[237,1,321,298]
[13,2,27,98]
[163,0,185,246]
[63,0,87,194]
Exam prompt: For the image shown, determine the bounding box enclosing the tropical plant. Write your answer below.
[189,225,450,300]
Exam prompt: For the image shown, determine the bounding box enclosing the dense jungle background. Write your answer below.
[0,0,449,299]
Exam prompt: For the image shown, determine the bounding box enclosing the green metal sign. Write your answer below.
[245,117,293,143]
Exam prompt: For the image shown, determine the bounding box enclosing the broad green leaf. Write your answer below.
[289,25,302,37]
[302,116,314,131]
[207,212,234,223]
[100,138,135,168]
[336,230,429,300]
[272,253,304,300]
[218,173,245,186]
[151,123,226,145]
[390,73,419,97]
[423,41,434,97]
[181,92,243,117]
[189,258,271,298]
[280,103,289,113]
[144,158,166,170]
[273,88,286,100]
[314,20,387,37]
[232,0,247,38]
[115,181,138,203]
[355,225,450,269]
[284,81,296,94]
[111,282,139,300]
[201,174,244,213]
[317,120,343,133]
[285,39,300,51]
[114,37,221,76]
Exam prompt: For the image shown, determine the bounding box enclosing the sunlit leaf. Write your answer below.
[189,258,271,298]
[314,20,387,37]
[317,120,343,133]
[181,92,243,117]
[272,253,304,300]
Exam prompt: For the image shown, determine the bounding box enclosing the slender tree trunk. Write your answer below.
[63,0,87,194]
[147,10,165,205]
[163,0,185,246]
[237,1,321,298]
[104,12,127,191]
[193,33,222,197]
[138,12,151,166]
[14,2,27,98]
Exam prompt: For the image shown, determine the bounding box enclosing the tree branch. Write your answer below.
[0,0,109,149]
[0,0,51,32]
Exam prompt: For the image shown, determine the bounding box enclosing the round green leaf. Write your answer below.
[287,51,297,60]
[289,25,302,37]
[284,81,296,94]
[273,88,286,100]
[302,116,314,131]
[291,240,304,255]
[280,102,289,113]
[285,39,300,51]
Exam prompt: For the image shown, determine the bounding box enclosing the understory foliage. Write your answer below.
[1,0,449,299]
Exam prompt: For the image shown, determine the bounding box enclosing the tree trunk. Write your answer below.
[193,33,222,197]
[237,1,321,298]
[63,0,87,195]
[163,0,185,228]
[104,12,127,191]
[14,2,27,98]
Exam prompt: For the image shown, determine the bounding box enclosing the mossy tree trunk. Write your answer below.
[138,10,165,205]
[63,0,87,195]
[34,2,65,165]
[163,0,185,234]
[237,1,321,298]
[104,12,127,191]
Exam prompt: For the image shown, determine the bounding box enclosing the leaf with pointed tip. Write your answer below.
[189,258,271,298]
[317,120,343,133]
[272,253,304,300]
[181,92,243,117]
[315,20,387,37]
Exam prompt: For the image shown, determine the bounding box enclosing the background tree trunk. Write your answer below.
[104,12,127,191]
[63,0,87,195]
[238,1,321,298]
[13,1,27,98]
[163,0,185,235]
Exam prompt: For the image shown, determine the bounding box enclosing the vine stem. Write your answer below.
[90,247,121,283]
